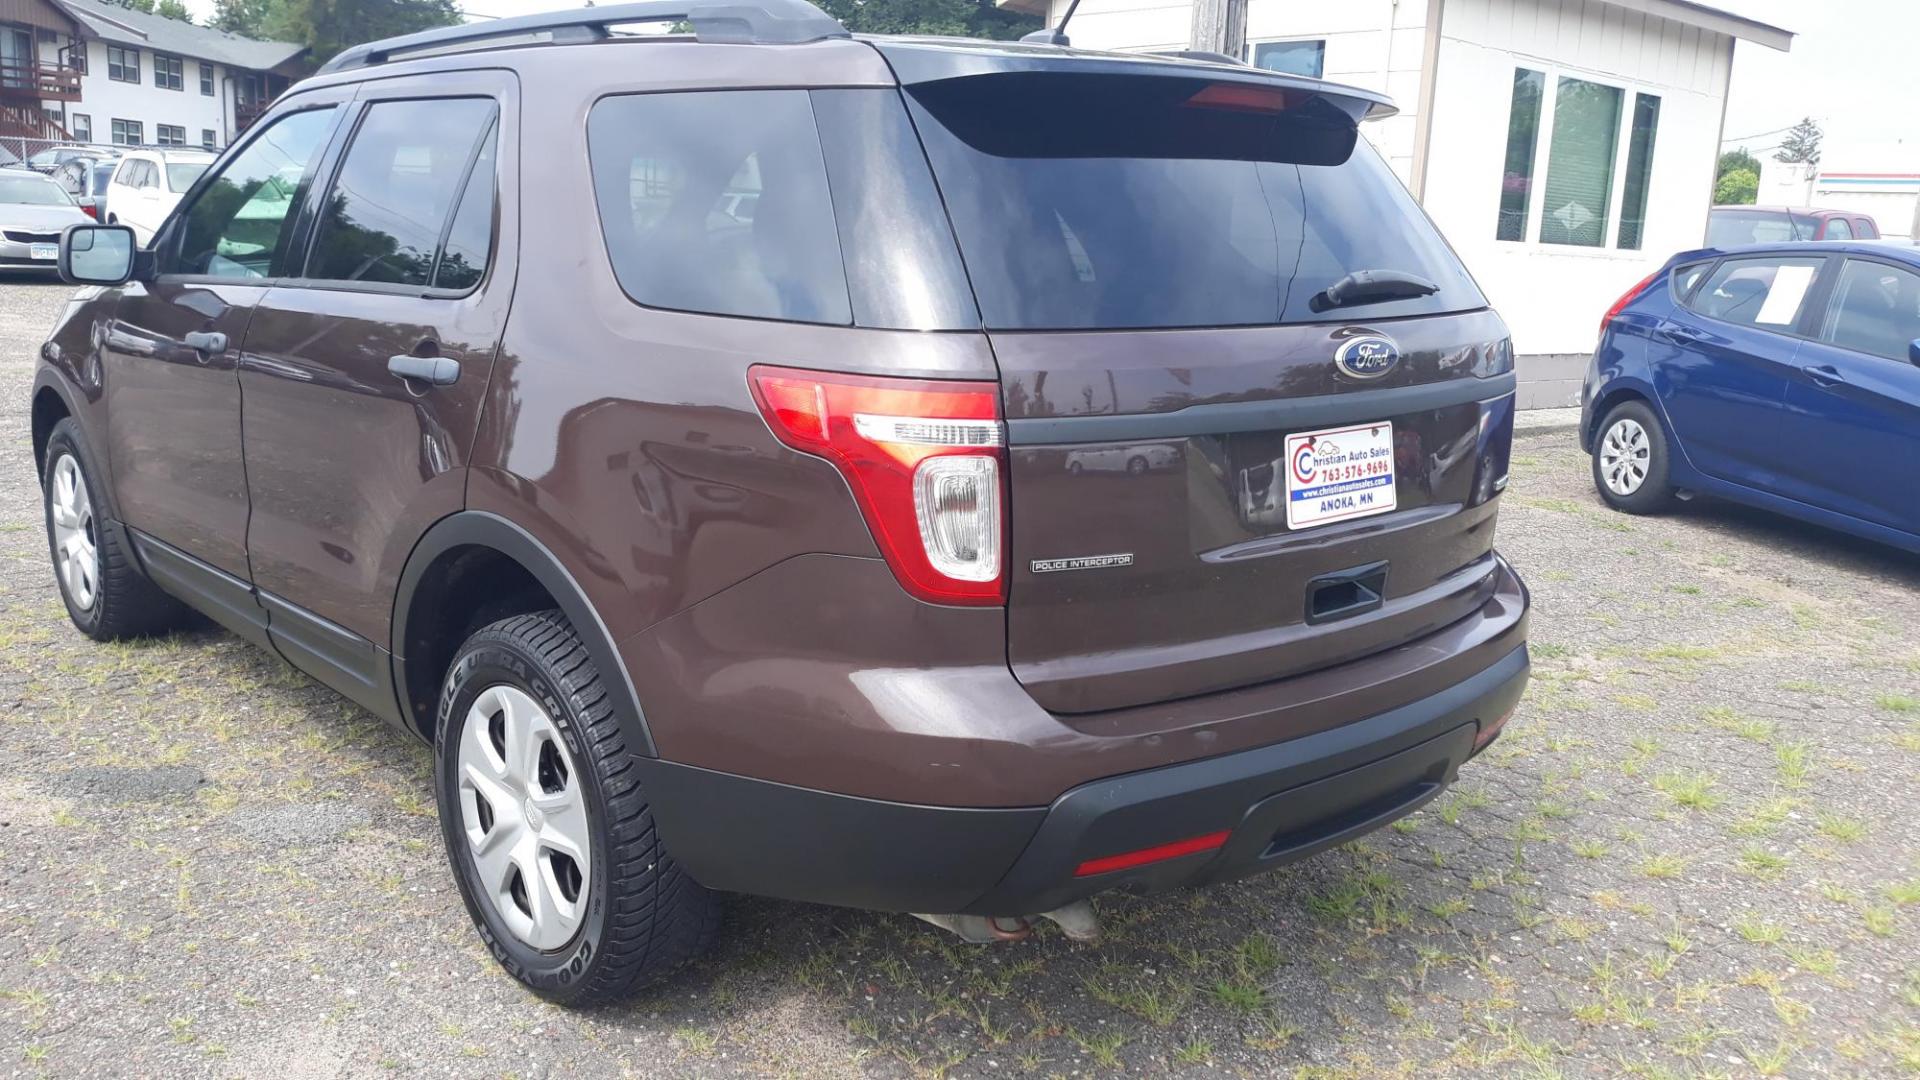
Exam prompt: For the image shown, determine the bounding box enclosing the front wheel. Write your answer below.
[1590,400,1675,514]
[435,610,718,1004]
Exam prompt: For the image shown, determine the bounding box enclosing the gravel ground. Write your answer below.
[1,272,1917,1079]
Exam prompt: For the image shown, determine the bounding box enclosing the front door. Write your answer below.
[1653,253,1828,489]
[1779,255,1920,535]
[101,101,344,580]
[239,72,516,673]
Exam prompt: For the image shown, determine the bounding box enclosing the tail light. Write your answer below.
[1599,269,1661,339]
[80,203,98,220]
[750,365,1006,606]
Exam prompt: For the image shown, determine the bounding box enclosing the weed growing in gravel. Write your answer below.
[1876,693,1918,713]
[1640,854,1686,880]
[1861,906,1897,937]
[1775,742,1814,788]
[1815,813,1867,843]
[1738,845,1790,880]
[1734,917,1785,945]
[1652,770,1722,811]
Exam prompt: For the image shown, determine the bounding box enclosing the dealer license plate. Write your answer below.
[1284,421,1397,530]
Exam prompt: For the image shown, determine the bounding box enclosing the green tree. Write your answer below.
[815,0,1039,40]
[1714,167,1758,206]
[102,0,155,13]
[1774,116,1822,166]
[1717,147,1759,182]
[211,0,274,34]
[154,0,193,20]
[208,0,461,64]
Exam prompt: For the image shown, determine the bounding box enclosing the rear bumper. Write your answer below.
[636,640,1528,916]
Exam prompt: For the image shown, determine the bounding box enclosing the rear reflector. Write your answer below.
[750,365,1006,606]
[1074,830,1231,877]
[1474,707,1516,750]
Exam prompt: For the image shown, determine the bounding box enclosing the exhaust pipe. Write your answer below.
[912,900,1100,944]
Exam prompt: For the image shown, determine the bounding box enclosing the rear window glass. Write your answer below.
[588,90,851,325]
[903,72,1483,330]
[1686,256,1825,328]
[166,163,208,191]
[1708,209,1819,246]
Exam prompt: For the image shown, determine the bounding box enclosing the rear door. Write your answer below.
[1779,255,1920,533]
[1653,253,1827,489]
[238,70,514,702]
[895,55,1517,714]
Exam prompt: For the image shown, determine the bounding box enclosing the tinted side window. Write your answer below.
[1821,259,1920,362]
[1857,218,1879,240]
[433,119,497,292]
[588,90,850,325]
[1673,260,1711,300]
[306,98,498,288]
[172,107,336,279]
[1686,256,1824,329]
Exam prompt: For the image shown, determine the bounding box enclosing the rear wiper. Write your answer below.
[1309,269,1440,313]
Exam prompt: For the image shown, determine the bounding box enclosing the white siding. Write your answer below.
[51,39,240,148]
[1424,0,1733,356]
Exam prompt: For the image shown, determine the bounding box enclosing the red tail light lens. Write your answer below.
[1599,270,1661,339]
[80,204,98,220]
[750,365,1006,606]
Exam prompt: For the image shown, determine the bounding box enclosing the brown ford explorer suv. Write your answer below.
[32,0,1529,1003]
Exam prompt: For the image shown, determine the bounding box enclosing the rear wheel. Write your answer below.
[42,419,188,640]
[1590,400,1674,514]
[435,610,718,1003]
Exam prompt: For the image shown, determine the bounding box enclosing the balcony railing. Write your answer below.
[0,59,83,102]
[235,97,275,132]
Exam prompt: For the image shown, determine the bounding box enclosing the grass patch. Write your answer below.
[1652,770,1722,812]
[1738,845,1790,880]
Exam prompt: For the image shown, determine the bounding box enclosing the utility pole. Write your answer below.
[1189,0,1247,57]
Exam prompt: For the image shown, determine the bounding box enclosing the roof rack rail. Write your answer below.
[316,0,850,74]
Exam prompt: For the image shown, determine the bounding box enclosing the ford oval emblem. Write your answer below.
[1334,335,1402,380]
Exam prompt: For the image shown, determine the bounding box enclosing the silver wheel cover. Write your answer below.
[50,454,99,612]
[1599,417,1652,496]
[457,685,593,951]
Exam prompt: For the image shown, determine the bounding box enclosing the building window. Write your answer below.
[1496,69,1545,242]
[200,62,214,95]
[110,118,143,146]
[1249,39,1325,79]
[202,128,216,149]
[1538,77,1622,247]
[154,53,183,91]
[107,46,139,83]
[66,45,84,74]
[71,114,90,143]
[36,27,56,44]
[1615,93,1661,250]
[157,124,186,146]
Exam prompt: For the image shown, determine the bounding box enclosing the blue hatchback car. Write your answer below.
[1581,242,1920,553]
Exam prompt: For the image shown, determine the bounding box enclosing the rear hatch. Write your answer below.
[888,46,1519,714]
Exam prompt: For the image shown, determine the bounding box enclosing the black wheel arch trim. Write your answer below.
[391,510,657,756]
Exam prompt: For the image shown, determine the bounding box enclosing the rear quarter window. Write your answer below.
[1684,256,1825,329]
[588,90,851,325]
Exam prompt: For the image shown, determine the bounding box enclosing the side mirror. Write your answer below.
[59,224,136,286]
[1910,339,1920,367]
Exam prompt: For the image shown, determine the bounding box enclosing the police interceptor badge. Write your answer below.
[1032,553,1135,574]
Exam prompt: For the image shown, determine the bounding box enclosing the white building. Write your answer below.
[0,0,302,153]
[1002,0,1792,407]
[1759,149,1920,243]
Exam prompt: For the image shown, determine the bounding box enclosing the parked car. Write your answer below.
[36,0,1529,1004]
[51,158,117,221]
[104,148,214,245]
[0,170,90,270]
[26,144,117,174]
[1583,242,1920,553]
[1707,205,1880,246]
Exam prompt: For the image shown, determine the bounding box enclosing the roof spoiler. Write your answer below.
[317,0,849,74]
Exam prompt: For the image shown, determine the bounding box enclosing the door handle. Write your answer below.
[1656,324,1709,345]
[182,330,226,355]
[388,354,460,386]
[1803,364,1846,388]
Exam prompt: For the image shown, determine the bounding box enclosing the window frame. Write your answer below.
[70,113,89,143]
[282,93,505,300]
[153,53,183,91]
[107,45,138,84]
[109,118,142,146]
[1811,254,1920,365]
[1245,38,1327,79]
[1494,63,1662,254]
[201,128,216,150]
[156,124,186,147]
[200,62,214,96]
[1678,253,1837,342]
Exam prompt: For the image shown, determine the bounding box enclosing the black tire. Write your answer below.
[42,419,189,640]
[435,610,718,1004]
[1590,399,1675,514]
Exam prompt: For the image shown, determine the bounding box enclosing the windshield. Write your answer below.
[904,72,1483,330]
[0,176,72,206]
[1709,209,1821,246]
[167,163,210,191]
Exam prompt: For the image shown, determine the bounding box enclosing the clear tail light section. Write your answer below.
[749,365,1006,606]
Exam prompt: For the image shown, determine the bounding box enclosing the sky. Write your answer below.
[180,0,1920,164]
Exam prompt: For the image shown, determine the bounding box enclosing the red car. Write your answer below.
[1708,205,1880,245]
